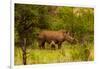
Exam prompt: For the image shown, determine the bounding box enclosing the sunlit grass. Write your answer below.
[14,43,94,65]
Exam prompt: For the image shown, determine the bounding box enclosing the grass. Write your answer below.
[14,43,94,65]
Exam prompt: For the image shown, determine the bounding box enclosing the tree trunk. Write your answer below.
[22,38,27,65]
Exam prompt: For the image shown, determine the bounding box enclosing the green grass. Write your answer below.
[14,43,94,65]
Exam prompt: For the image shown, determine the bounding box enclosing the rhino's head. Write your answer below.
[63,31,78,44]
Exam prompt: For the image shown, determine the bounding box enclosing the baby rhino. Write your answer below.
[37,30,77,49]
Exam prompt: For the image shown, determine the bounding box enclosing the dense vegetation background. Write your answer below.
[15,4,94,65]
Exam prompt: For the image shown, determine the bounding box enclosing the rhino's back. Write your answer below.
[39,30,64,41]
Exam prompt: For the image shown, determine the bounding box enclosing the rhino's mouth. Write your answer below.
[66,37,78,44]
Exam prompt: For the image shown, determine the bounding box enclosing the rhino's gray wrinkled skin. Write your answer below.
[37,30,77,49]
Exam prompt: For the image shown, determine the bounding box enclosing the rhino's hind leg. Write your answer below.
[41,42,45,49]
[39,41,45,49]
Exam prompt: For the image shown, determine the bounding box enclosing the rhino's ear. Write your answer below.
[59,30,66,33]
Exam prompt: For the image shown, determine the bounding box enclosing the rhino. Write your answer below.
[37,30,77,49]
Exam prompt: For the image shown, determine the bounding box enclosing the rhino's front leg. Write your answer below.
[58,42,62,49]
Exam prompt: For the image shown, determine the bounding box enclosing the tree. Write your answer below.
[15,4,51,65]
[15,4,35,65]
